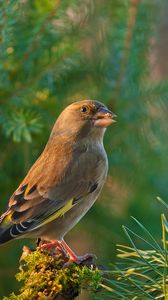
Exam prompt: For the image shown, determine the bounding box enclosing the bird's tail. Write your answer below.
[0,227,11,245]
[0,211,15,245]
[0,210,34,245]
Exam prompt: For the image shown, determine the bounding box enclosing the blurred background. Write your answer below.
[0,0,168,299]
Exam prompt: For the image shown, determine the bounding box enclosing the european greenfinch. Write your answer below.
[0,100,116,262]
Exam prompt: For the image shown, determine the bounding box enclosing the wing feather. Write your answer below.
[0,142,106,244]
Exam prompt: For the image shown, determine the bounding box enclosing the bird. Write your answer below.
[0,100,116,263]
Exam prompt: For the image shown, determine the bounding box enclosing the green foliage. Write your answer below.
[99,203,168,299]
[3,250,101,300]
[2,110,43,143]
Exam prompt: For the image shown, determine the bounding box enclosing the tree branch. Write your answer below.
[3,245,101,300]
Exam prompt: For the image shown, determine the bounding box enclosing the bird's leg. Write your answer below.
[60,240,79,261]
[40,240,79,262]
[39,239,96,265]
[60,240,96,264]
[39,240,63,253]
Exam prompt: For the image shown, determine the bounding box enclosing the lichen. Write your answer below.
[3,248,101,300]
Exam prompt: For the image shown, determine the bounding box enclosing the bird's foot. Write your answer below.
[38,239,96,267]
[63,253,97,268]
[39,240,65,254]
[60,240,96,267]
[74,253,97,264]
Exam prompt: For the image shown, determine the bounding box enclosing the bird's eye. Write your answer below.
[80,106,88,113]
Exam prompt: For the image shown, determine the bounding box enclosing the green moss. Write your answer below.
[3,249,101,300]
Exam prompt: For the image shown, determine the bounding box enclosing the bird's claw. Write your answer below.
[38,240,96,268]
[63,253,97,268]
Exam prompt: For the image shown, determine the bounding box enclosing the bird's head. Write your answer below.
[51,100,117,140]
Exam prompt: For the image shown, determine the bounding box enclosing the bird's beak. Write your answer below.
[93,107,117,128]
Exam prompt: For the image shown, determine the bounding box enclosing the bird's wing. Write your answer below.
[0,181,92,244]
[0,148,105,244]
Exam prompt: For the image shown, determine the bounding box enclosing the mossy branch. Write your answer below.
[3,246,101,300]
